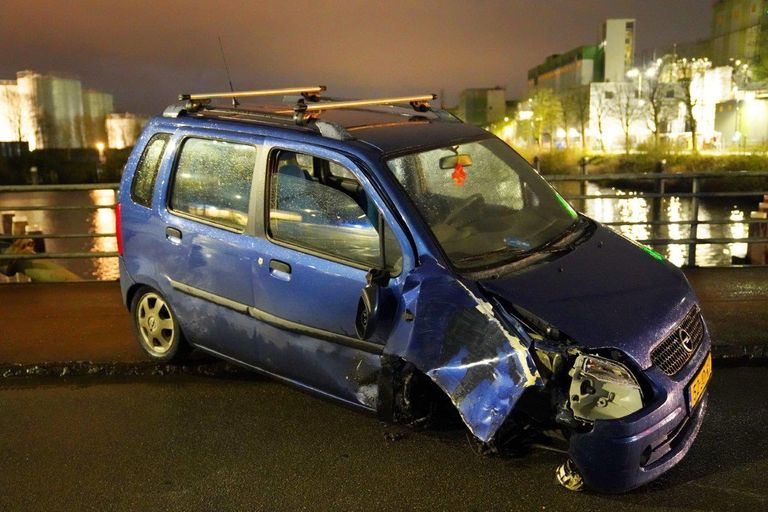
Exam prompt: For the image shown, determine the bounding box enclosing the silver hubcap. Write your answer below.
[136,293,175,355]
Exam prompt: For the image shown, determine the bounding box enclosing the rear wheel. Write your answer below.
[131,287,189,362]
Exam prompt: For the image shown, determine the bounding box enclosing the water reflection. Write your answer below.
[0,187,756,280]
[0,189,118,280]
[583,183,750,267]
[89,190,118,280]
[666,197,686,267]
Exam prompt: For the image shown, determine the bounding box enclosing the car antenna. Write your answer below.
[217,35,239,107]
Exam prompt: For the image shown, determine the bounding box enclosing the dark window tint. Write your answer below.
[170,138,256,230]
[131,134,170,207]
[268,150,402,272]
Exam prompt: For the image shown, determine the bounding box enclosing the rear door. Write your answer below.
[157,131,263,354]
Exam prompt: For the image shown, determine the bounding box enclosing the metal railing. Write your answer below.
[0,173,767,280]
[0,184,120,271]
[546,170,768,267]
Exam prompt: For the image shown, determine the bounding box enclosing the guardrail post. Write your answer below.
[687,177,700,267]
[578,157,589,212]
[652,160,666,242]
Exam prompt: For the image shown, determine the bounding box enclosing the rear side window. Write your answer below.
[170,138,257,230]
[131,133,170,207]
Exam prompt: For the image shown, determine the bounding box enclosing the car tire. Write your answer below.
[130,286,189,362]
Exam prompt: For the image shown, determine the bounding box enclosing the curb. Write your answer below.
[0,360,250,379]
[1,344,767,380]
[711,343,768,361]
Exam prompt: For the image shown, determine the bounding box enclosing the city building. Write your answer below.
[527,18,635,94]
[82,89,114,148]
[0,70,117,151]
[16,70,87,150]
[602,18,636,83]
[715,88,768,148]
[457,87,507,126]
[527,46,603,91]
[106,113,147,149]
[0,80,22,142]
[711,0,767,66]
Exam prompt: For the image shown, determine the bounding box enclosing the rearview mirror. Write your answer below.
[439,154,473,170]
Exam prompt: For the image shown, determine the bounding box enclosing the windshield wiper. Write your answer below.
[455,217,591,268]
[536,216,589,253]
[455,246,530,265]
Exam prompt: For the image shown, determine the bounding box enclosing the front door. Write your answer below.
[241,145,408,409]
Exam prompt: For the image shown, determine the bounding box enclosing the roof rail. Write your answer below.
[289,94,437,125]
[179,86,326,108]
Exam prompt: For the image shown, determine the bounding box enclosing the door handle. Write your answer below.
[166,226,182,244]
[269,259,291,281]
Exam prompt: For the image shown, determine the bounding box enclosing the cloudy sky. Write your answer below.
[1,0,712,114]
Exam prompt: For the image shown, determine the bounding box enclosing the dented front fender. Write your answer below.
[384,259,542,442]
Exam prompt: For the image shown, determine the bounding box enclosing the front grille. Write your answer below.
[651,305,705,375]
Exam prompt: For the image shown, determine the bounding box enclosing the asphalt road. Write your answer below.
[0,366,766,512]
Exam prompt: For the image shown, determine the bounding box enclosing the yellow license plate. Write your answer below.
[688,353,712,410]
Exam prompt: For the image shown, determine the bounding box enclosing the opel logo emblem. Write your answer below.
[679,328,694,353]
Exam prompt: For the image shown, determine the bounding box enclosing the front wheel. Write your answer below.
[131,287,189,362]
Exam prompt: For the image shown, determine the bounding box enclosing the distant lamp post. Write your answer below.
[96,142,106,163]
[626,67,642,96]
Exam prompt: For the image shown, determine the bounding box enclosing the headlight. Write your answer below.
[568,355,643,422]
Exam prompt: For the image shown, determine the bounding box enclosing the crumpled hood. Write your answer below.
[479,224,697,369]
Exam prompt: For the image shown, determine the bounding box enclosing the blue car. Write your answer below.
[117,87,711,493]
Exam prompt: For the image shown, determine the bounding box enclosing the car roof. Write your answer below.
[164,100,491,156]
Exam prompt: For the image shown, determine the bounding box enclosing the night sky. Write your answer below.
[1,0,712,114]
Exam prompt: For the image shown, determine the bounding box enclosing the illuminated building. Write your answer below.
[0,70,116,150]
[106,113,147,149]
[602,19,636,83]
[457,87,507,126]
[83,89,115,148]
[527,19,635,94]
[715,89,768,148]
[527,46,603,91]
[711,0,767,66]
[0,80,21,142]
[16,70,86,150]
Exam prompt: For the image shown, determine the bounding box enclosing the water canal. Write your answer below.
[0,186,756,280]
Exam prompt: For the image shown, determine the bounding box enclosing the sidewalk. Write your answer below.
[0,268,766,371]
[0,281,146,364]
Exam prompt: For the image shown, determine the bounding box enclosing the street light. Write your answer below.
[626,67,642,97]
[96,142,106,163]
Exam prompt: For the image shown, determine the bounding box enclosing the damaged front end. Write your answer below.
[381,259,542,443]
[379,257,710,493]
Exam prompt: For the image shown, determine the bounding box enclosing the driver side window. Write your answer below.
[268,150,402,273]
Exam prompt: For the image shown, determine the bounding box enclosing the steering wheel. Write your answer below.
[443,193,484,226]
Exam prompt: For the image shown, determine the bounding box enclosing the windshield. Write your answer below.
[387,138,578,270]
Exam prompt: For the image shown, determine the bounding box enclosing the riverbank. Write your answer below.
[519,150,768,193]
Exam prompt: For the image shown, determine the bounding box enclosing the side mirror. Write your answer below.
[355,269,391,340]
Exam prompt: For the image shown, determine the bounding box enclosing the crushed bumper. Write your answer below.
[568,344,711,493]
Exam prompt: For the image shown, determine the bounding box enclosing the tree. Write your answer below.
[609,83,646,154]
[590,86,608,152]
[643,57,677,147]
[529,88,563,151]
[671,58,711,154]
[0,84,23,143]
[562,86,590,152]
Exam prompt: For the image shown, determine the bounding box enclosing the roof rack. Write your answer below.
[289,94,437,125]
[165,87,446,138]
[179,86,326,108]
